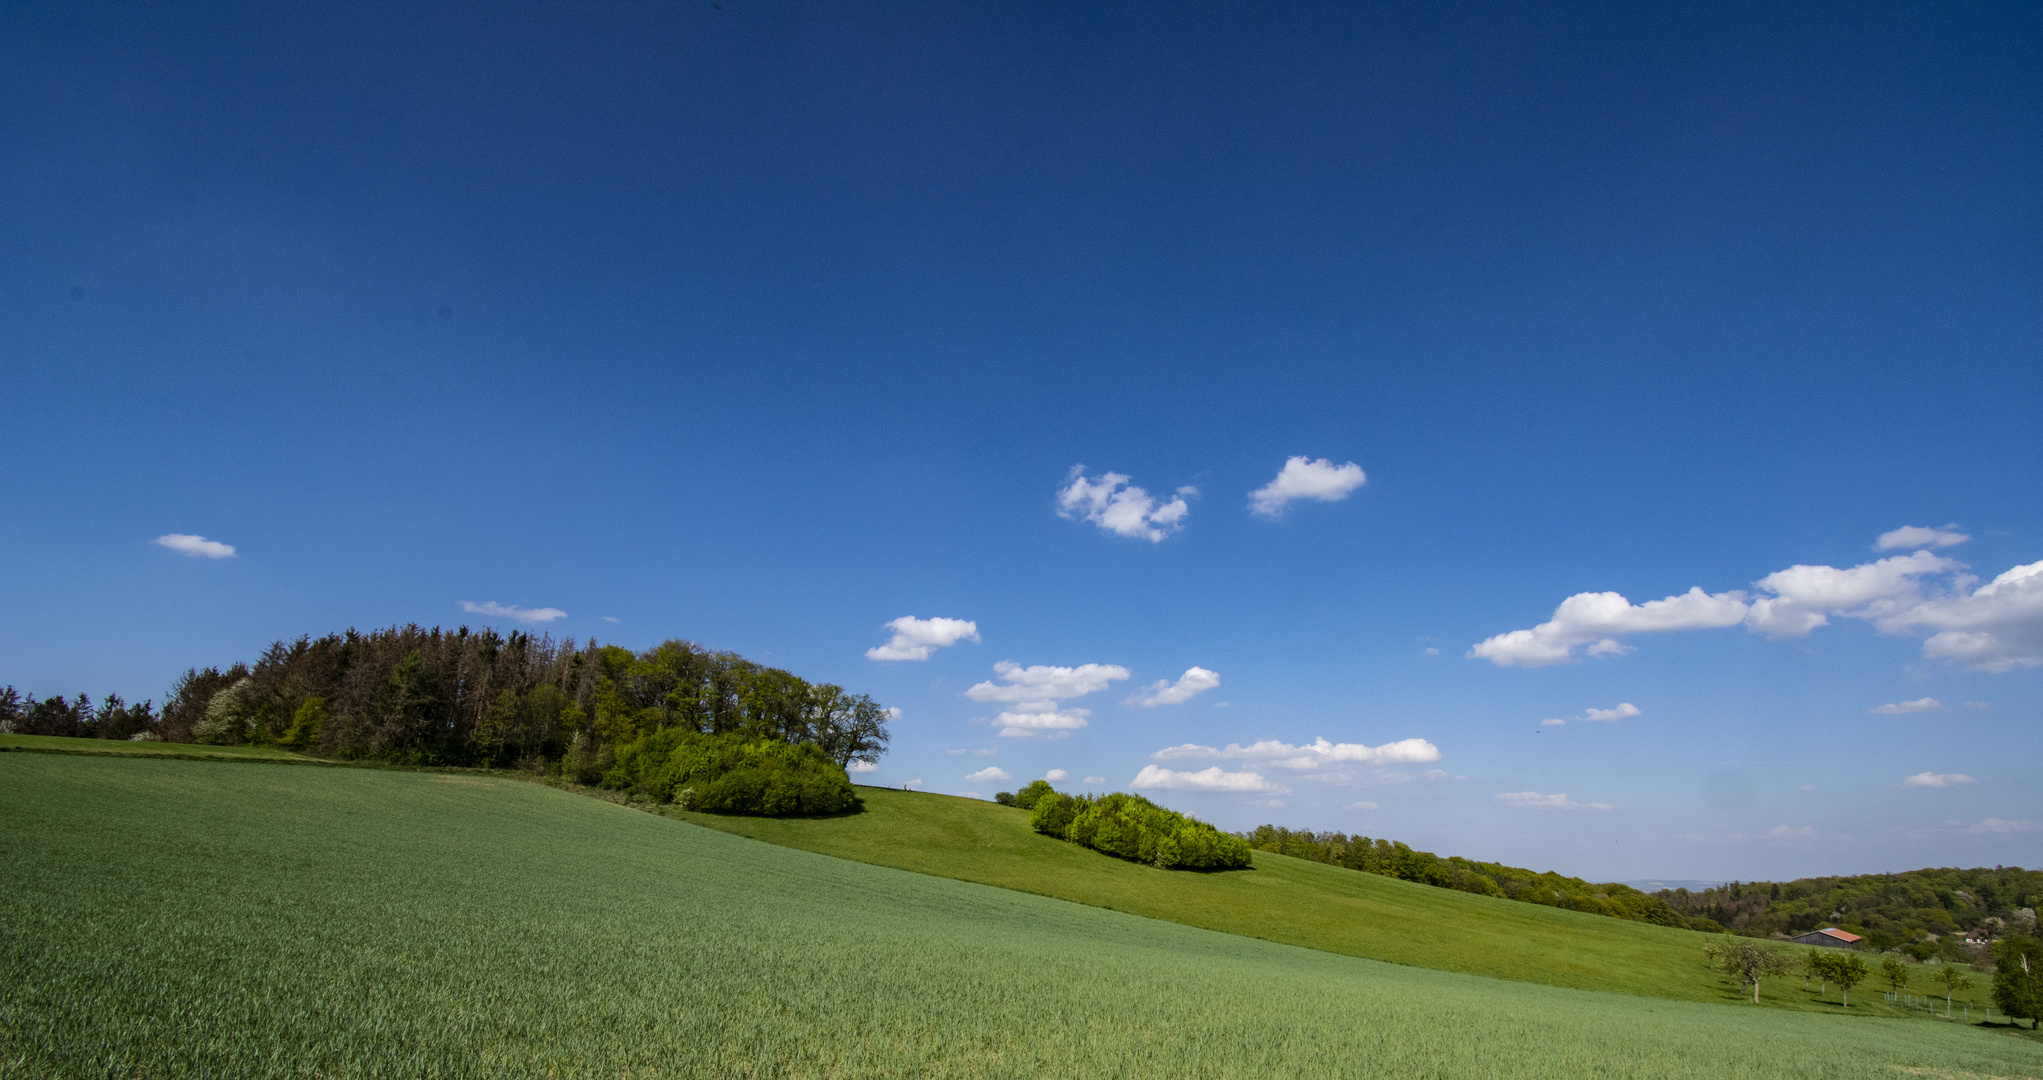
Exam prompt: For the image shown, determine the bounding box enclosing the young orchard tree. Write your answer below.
[1804,950,1835,996]
[1881,956,1910,995]
[1705,937,1794,1004]
[1932,965,1972,1015]
[1831,953,1869,1006]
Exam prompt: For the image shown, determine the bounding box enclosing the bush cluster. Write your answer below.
[1027,789,1249,871]
[603,728,861,816]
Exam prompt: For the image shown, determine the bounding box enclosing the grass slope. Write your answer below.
[673,786,1766,1005]
[0,733,325,764]
[5,754,2038,1078]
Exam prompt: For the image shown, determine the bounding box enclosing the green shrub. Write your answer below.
[604,729,860,817]
[1033,790,1248,871]
[1011,779,1057,810]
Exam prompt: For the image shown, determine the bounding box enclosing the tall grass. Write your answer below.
[4,754,2038,1078]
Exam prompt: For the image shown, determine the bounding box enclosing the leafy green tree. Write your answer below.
[1011,779,1057,811]
[1931,965,1972,1015]
[1804,949,1836,995]
[1832,952,1868,1006]
[1881,956,1910,995]
[280,697,327,749]
[1704,937,1793,1004]
[1992,934,2042,1030]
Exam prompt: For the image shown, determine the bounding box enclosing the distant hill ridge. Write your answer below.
[1651,867,2041,959]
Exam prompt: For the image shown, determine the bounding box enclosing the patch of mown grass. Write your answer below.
[5,754,2039,1078]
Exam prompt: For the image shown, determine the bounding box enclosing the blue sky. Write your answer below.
[3,0,2037,881]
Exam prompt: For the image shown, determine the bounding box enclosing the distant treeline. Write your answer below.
[0,626,891,781]
[1240,825,1721,930]
[1654,867,2042,959]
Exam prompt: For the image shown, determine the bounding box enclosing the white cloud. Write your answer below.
[1248,457,1367,518]
[1131,765,1289,794]
[1877,524,1971,551]
[1870,697,1941,715]
[1044,769,1070,781]
[966,766,1012,782]
[848,759,879,773]
[1470,532,2043,672]
[1581,703,1641,723]
[865,616,981,662]
[1541,718,1567,726]
[1468,587,1748,667]
[459,601,567,624]
[1056,466,1194,542]
[1125,666,1221,706]
[1344,800,1380,811]
[1495,791,1613,810]
[966,661,1131,703]
[992,704,1091,738]
[1901,772,1976,788]
[971,747,996,756]
[1151,737,1440,772]
[601,616,621,623]
[1966,818,2039,834]
[153,533,236,559]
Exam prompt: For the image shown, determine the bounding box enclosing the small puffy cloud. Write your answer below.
[1131,765,1289,794]
[154,533,236,559]
[1877,524,1970,551]
[601,616,621,623]
[1581,703,1641,724]
[1044,769,1070,781]
[966,766,1012,782]
[459,600,567,624]
[993,704,1091,738]
[1966,818,2039,834]
[1248,457,1366,518]
[848,760,879,773]
[1152,737,1440,773]
[1344,800,1380,810]
[1870,697,1941,715]
[1765,825,1815,839]
[1746,551,1955,637]
[1541,718,1567,726]
[1083,776,1106,785]
[1469,587,1748,667]
[866,616,981,662]
[966,661,1130,703]
[1125,666,1221,707]
[1056,466,1194,542]
[1901,772,1976,788]
[1496,791,1614,810]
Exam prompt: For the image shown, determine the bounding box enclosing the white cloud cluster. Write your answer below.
[459,600,568,624]
[1877,524,1970,551]
[966,660,1130,738]
[1470,527,2043,672]
[1044,769,1070,781]
[1249,457,1366,518]
[1056,466,1194,542]
[1869,697,1941,715]
[1083,775,1107,785]
[1495,791,1613,811]
[1901,772,1975,788]
[1543,702,1641,726]
[966,766,1012,782]
[865,616,980,661]
[1131,765,1288,793]
[1125,666,1221,706]
[1152,736,1440,772]
[154,533,236,559]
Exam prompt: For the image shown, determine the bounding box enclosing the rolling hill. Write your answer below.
[4,748,2037,1078]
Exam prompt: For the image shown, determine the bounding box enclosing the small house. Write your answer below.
[1790,928,1863,949]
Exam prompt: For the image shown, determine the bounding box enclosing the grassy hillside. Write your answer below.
[670,786,1805,1006]
[7,754,2035,1079]
[0,732,325,763]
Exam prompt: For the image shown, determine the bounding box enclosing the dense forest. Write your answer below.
[0,626,891,785]
[1241,825,1721,930]
[1654,868,2042,959]
[1008,781,1251,871]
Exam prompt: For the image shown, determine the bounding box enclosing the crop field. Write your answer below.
[4,753,2039,1079]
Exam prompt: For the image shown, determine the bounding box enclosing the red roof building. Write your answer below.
[1789,928,1864,949]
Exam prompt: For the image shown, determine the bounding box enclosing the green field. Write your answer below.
[0,733,325,764]
[4,753,2038,1078]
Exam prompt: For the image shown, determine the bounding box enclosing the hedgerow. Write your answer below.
[603,728,860,816]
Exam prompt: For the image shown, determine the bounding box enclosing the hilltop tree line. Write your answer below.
[1654,867,2042,959]
[0,626,891,785]
[1240,825,1722,930]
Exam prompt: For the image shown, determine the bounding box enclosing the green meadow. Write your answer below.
[4,752,2038,1078]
